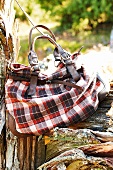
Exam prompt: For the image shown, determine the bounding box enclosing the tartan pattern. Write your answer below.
[5,60,104,135]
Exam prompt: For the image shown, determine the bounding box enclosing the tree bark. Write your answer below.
[0,1,46,169]
[79,142,113,157]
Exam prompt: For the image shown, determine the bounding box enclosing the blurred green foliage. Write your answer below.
[14,0,34,20]
[15,0,113,32]
[36,0,113,31]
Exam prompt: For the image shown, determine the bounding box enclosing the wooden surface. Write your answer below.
[0,1,46,169]
[5,134,45,170]
[0,128,5,170]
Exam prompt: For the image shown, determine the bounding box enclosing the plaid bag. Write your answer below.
[5,25,109,136]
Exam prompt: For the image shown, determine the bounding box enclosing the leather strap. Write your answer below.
[66,64,80,82]
[28,75,38,96]
[8,73,83,95]
[28,35,59,70]
[26,77,83,96]
[29,25,56,51]
[30,35,59,52]
[52,80,83,91]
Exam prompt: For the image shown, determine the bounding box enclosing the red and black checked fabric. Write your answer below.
[5,58,104,135]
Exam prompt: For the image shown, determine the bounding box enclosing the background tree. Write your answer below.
[35,0,113,31]
[14,0,113,32]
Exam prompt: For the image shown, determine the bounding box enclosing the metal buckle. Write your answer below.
[46,80,51,84]
[57,45,71,64]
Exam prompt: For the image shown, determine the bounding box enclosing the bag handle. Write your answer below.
[28,34,60,71]
[28,34,81,96]
[31,35,59,51]
[28,34,59,96]
[29,25,72,67]
[30,35,80,81]
[29,24,56,49]
[28,33,72,71]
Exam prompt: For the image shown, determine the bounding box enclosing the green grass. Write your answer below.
[17,23,111,65]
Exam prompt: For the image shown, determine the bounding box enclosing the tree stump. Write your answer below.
[0,1,46,169]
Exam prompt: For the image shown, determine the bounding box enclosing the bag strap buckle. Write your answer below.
[46,80,51,84]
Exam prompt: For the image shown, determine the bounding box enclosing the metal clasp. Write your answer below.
[46,80,51,84]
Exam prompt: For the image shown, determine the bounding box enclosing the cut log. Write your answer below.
[0,1,46,169]
[79,142,113,157]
